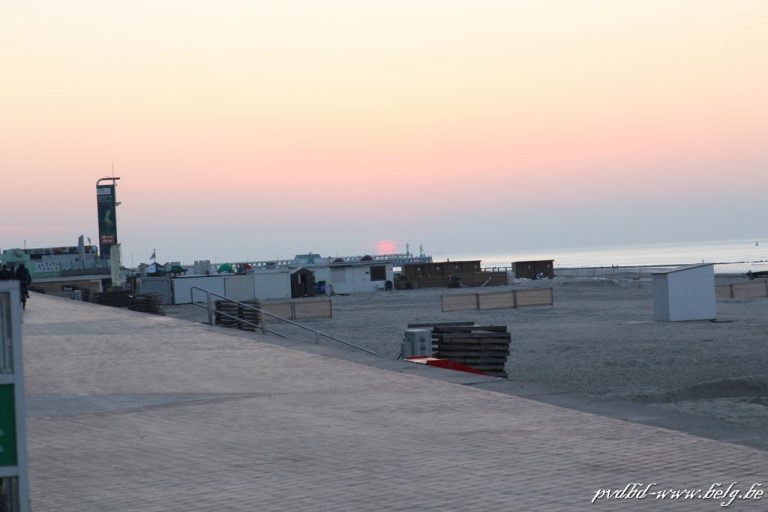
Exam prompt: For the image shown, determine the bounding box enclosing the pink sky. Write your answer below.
[2,0,767,264]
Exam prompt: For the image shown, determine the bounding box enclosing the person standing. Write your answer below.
[15,263,32,308]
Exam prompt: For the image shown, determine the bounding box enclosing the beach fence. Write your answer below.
[441,288,554,312]
[215,299,332,330]
[261,299,333,321]
[553,265,681,280]
[716,280,768,300]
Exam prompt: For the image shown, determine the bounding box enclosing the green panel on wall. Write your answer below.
[0,385,17,466]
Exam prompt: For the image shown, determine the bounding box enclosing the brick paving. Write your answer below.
[21,295,768,511]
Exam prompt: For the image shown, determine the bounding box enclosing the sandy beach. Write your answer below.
[164,274,768,431]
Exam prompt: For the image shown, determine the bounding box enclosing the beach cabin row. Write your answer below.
[139,260,394,304]
[396,260,508,289]
[512,260,554,280]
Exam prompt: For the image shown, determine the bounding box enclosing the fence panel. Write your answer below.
[477,292,516,310]
[515,289,554,307]
[715,285,733,299]
[715,280,768,300]
[294,300,333,320]
[732,281,768,299]
[441,289,553,312]
[441,294,479,312]
[261,300,333,321]
[261,302,293,321]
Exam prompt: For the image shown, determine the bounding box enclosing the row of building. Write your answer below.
[1,238,554,304]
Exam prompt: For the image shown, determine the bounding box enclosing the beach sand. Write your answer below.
[164,275,768,431]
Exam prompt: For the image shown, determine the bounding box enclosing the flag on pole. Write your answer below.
[150,249,156,261]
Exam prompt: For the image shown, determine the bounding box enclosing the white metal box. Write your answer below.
[402,329,433,357]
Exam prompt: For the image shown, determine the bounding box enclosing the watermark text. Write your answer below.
[592,482,764,507]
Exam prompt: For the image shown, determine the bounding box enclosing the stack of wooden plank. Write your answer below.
[129,294,165,315]
[97,290,132,307]
[407,322,510,378]
[238,301,261,331]
[72,286,98,303]
[215,300,241,328]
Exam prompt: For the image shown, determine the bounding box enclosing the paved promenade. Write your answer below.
[22,295,767,511]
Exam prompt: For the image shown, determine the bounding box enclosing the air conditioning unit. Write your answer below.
[402,329,432,357]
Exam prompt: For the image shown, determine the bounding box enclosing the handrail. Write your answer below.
[189,286,379,356]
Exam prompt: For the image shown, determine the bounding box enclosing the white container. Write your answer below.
[652,263,716,321]
[402,329,433,357]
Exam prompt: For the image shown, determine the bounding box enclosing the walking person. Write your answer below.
[15,263,32,309]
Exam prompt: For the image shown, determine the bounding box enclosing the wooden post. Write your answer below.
[512,290,518,309]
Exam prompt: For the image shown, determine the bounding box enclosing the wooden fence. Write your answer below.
[716,280,768,300]
[261,299,333,321]
[215,299,332,330]
[441,288,554,312]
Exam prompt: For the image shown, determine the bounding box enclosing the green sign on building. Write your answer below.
[96,183,118,259]
[0,384,17,466]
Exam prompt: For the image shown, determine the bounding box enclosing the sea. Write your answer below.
[448,239,768,274]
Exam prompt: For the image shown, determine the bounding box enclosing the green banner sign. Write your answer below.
[97,184,118,259]
[0,384,17,466]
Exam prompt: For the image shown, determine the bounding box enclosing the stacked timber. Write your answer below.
[97,290,132,307]
[72,286,98,303]
[238,301,262,331]
[129,294,165,315]
[407,322,510,378]
[215,300,241,328]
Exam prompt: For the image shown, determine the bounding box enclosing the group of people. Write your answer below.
[0,262,33,308]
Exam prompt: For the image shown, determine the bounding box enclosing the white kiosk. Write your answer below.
[0,281,29,512]
[652,263,716,322]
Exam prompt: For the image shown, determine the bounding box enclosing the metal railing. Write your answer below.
[189,286,379,356]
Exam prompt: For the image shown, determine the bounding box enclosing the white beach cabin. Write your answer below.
[169,272,292,304]
[652,263,716,322]
[323,260,393,295]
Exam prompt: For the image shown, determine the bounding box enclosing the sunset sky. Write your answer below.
[2,0,767,265]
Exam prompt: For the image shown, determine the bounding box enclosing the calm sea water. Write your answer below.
[449,239,768,274]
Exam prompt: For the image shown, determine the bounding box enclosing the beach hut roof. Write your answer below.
[651,263,714,275]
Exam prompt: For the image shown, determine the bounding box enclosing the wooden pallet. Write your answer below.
[238,301,262,331]
[129,294,165,315]
[408,322,510,378]
[215,300,241,328]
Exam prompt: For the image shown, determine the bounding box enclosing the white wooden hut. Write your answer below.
[652,263,716,321]
[324,259,393,295]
